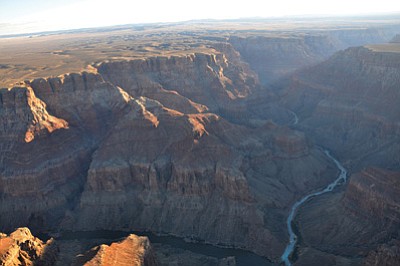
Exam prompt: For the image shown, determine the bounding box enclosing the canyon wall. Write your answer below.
[276,44,400,263]
[0,50,338,262]
[281,46,400,170]
[230,26,400,85]
[1,21,400,265]
[229,34,337,85]
[296,167,400,261]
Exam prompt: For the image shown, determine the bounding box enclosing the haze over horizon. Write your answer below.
[1,0,400,35]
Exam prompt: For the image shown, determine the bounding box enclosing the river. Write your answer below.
[47,230,274,266]
[281,150,348,266]
[289,110,299,125]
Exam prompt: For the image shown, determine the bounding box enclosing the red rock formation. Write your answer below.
[81,234,157,266]
[0,227,58,266]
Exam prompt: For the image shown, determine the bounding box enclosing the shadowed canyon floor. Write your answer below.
[1,15,400,265]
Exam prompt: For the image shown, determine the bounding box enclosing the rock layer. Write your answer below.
[0,50,337,262]
[281,46,400,170]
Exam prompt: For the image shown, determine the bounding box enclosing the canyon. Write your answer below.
[0,15,400,265]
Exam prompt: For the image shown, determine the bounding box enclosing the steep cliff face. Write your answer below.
[229,35,337,85]
[26,72,132,140]
[281,46,400,170]
[0,51,338,261]
[0,85,89,232]
[0,86,67,145]
[0,71,132,232]
[72,94,334,258]
[229,27,399,85]
[80,234,158,266]
[0,227,58,266]
[96,52,257,114]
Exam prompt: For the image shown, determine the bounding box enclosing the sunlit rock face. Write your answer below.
[81,234,158,266]
[0,227,58,266]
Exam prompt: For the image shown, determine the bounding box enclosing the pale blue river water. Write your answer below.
[281,150,347,266]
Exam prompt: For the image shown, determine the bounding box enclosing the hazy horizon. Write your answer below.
[1,0,400,36]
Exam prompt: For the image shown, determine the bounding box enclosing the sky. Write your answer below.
[1,0,400,35]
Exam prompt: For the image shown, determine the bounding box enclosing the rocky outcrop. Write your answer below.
[80,234,157,266]
[0,86,67,145]
[0,227,58,265]
[96,52,257,114]
[0,71,128,232]
[0,86,68,143]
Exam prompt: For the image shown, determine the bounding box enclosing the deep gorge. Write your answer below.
[1,19,400,265]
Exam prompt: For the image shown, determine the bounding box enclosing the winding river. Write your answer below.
[289,110,299,125]
[281,150,348,266]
